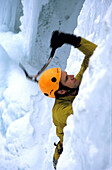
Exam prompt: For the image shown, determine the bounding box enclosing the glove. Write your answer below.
[54,141,63,154]
[50,30,81,49]
[53,141,63,169]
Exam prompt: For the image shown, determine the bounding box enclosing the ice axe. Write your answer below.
[19,48,56,83]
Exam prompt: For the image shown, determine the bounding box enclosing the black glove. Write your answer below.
[54,141,63,154]
[50,30,81,49]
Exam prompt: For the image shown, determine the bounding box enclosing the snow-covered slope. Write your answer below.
[0,0,112,170]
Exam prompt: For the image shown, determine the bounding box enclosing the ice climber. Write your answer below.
[38,30,97,169]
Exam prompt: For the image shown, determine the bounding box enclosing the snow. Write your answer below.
[0,0,112,170]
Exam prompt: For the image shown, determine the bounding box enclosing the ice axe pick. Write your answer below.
[19,48,56,83]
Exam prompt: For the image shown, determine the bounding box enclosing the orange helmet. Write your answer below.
[39,68,61,98]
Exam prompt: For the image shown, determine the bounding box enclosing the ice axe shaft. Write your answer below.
[35,48,56,78]
[19,48,56,83]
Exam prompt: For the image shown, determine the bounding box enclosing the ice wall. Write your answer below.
[2,0,111,170]
[0,0,23,33]
[20,0,85,70]
[0,1,85,169]
[0,0,84,71]
[34,0,85,70]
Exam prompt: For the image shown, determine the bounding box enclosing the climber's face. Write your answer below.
[60,71,79,88]
[56,71,80,96]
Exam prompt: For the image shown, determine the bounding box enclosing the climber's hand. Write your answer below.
[50,30,66,49]
[50,30,81,49]
[54,141,63,154]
